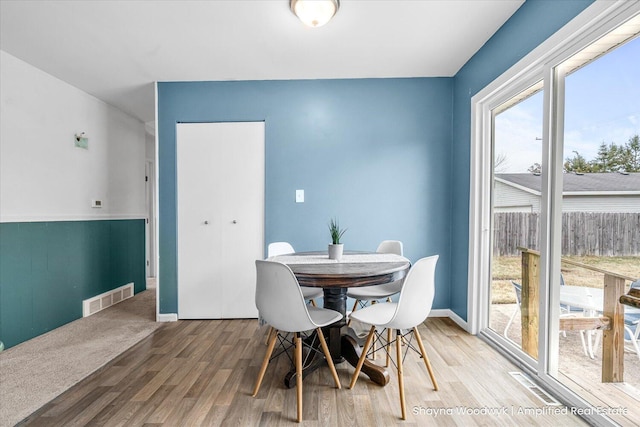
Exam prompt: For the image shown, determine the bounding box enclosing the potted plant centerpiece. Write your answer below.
[328,217,347,260]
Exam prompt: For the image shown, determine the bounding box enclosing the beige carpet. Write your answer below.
[0,283,162,427]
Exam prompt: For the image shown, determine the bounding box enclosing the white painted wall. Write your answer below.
[145,132,157,277]
[0,50,146,222]
[145,132,156,162]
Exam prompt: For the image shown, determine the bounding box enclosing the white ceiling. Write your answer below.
[0,0,524,124]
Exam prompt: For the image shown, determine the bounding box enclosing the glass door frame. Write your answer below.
[467,2,640,425]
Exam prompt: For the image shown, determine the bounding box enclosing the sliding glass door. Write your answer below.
[489,82,543,359]
[472,4,640,425]
[548,31,640,422]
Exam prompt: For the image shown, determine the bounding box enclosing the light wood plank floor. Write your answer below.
[19,318,588,426]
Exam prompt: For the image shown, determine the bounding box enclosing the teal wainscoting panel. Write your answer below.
[0,219,146,349]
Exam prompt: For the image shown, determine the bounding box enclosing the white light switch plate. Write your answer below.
[296,189,304,203]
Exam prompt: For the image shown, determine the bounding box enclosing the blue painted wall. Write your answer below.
[158,0,596,320]
[449,0,594,319]
[0,220,146,348]
[158,78,453,314]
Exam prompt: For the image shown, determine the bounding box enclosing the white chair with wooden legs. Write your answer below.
[347,240,404,325]
[252,260,342,423]
[264,242,324,345]
[347,240,404,360]
[268,242,323,305]
[348,255,439,420]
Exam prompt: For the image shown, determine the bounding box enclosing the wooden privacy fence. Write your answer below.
[494,212,640,256]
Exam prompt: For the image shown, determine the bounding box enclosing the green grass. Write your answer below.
[491,256,640,304]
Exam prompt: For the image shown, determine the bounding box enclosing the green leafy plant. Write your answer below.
[328,217,347,244]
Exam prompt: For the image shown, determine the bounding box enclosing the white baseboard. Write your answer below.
[429,309,470,333]
[155,310,470,332]
[156,313,178,322]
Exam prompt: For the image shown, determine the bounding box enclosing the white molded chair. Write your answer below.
[267,241,295,256]
[347,240,404,325]
[268,242,323,305]
[349,255,439,420]
[625,310,640,361]
[503,281,522,339]
[624,280,640,360]
[252,260,342,422]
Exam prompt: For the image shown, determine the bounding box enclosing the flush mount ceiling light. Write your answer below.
[290,0,340,28]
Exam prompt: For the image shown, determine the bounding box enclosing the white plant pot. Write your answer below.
[328,244,344,260]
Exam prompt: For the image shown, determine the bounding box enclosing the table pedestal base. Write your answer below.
[283,286,390,388]
[283,334,390,388]
[341,335,390,386]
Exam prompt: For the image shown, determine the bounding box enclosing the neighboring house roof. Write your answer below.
[495,172,640,196]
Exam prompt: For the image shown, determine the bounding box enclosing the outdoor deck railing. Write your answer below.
[518,247,635,383]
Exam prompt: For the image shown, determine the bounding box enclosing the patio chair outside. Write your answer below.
[504,280,589,357]
[624,280,640,360]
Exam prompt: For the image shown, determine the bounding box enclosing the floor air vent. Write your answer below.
[509,372,561,406]
[83,283,134,317]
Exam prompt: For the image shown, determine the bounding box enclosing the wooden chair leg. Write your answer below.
[371,335,377,360]
[349,325,376,389]
[316,328,341,389]
[295,332,303,423]
[396,330,406,420]
[264,326,274,346]
[371,301,377,360]
[386,328,392,367]
[414,326,438,391]
[253,329,278,396]
[347,299,360,327]
[310,299,317,307]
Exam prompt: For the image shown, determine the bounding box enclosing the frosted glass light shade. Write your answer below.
[290,0,339,28]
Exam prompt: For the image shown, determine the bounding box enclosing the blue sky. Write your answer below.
[494,35,640,173]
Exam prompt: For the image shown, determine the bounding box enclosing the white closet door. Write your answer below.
[177,122,264,319]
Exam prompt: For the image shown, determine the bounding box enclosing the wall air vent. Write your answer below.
[509,372,561,406]
[82,283,134,317]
